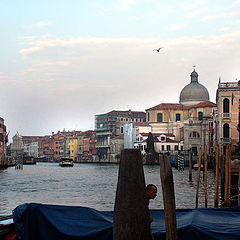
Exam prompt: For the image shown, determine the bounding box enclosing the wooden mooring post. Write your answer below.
[160,154,178,240]
[214,145,220,207]
[204,145,208,208]
[188,150,192,182]
[224,145,230,207]
[113,149,151,240]
[196,147,202,208]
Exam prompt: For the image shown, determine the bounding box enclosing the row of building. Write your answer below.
[2,69,240,164]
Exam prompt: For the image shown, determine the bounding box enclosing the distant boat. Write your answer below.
[23,156,36,165]
[59,158,74,167]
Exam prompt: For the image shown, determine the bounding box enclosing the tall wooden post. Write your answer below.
[204,145,208,208]
[113,149,151,240]
[196,147,202,208]
[160,154,178,240]
[214,145,220,207]
[188,150,192,182]
[227,144,232,207]
[224,145,229,207]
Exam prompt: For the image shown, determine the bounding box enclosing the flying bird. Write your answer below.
[152,47,163,52]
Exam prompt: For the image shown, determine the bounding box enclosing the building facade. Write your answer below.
[146,70,216,155]
[216,80,240,154]
[95,110,146,162]
[0,117,8,168]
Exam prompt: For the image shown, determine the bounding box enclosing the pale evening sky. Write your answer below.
[1,0,240,141]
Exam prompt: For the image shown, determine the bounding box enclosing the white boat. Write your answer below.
[59,158,74,167]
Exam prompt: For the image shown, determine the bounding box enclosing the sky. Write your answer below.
[1,0,240,141]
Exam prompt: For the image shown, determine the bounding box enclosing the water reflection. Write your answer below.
[0,163,216,215]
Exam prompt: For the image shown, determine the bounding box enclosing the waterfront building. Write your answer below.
[11,132,24,160]
[81,130,97,162]
[66,135,78,161]
[24,141,38,158]
[95,110,146,161]
[22,135,45,157]
[216,80,240,154]
[134,132,183,155]
[0,117,8,168]
[146,70,216,155]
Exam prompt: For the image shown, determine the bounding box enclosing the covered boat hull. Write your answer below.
[12,203,240,240]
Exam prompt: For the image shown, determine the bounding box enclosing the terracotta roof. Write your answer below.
[146,101,216,111]
[146,103,184,111]
[185,101,217,109]
[166,139,179,143]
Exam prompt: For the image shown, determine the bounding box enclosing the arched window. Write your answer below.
[223,98,230,113]
[198,112,203,120]
[223,123,229,138]
[176,113,181,121]
[157,113,163,122]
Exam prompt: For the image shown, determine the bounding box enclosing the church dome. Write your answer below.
[179,70,209,106]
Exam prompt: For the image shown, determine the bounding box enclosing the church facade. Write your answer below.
[146,70,217,155]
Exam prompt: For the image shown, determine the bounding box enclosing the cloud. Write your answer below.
[40,61,69,66]
[117,0,136,10]
[130,16,138,21]
[6,31,240,138]
[201,8,240,21]
[20,46,42,55]
[169,23,186,31]
[23,21,53,29]
[183,8,208,18]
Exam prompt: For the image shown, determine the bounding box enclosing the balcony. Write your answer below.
[222,113,231,119]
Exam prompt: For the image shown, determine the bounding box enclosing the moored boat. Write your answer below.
[59,158,74,167]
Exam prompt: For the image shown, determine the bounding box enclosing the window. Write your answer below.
[181,146,183,151]
[161,145,164,151]
[175,145,179,151]
[198,112,203,120]
[161,136,165,141]
[223,123,229,138]
[176,113,181,121]
[157,113,163,122]
[189,131,200,138]
[223,98,230,113]
[167,145,170,151]
[120,127,124,134]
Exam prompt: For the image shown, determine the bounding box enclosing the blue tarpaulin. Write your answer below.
[13,203,240,240]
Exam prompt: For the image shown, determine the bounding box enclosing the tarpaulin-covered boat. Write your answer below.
[11,203,240,240]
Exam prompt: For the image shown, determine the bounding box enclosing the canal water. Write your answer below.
[0,163,216,215]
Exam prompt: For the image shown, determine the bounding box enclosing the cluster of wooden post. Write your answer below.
[113,149,178,240]
[113,146,239,240]
[195,144,239,208]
